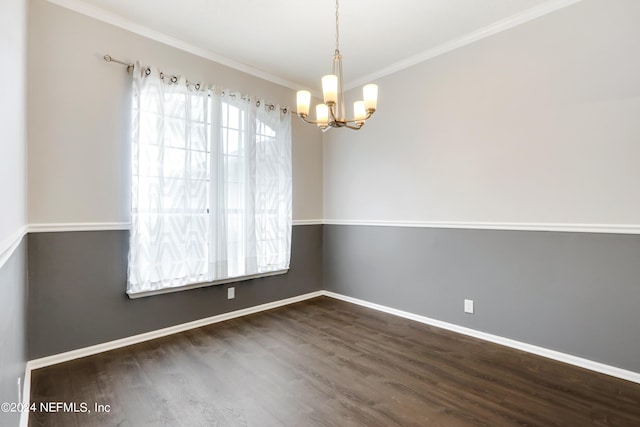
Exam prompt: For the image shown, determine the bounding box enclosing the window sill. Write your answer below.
[127,269,289,299]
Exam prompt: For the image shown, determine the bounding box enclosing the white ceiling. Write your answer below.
[51,0,580,91]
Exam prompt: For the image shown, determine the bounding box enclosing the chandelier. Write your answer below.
[296,0,378,131]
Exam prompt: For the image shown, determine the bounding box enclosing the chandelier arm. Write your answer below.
[295,0,378,132]
[341,111,375,124]
[328,103,339,123]
[297,114,364,130]
[297,115,323,125]
[298,110,374,126]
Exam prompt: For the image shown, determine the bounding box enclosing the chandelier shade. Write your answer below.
[296,0,378,131]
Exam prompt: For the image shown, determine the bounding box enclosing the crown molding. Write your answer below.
[346,0,584,90]
[46,0,306,92]
[47,0,583,93]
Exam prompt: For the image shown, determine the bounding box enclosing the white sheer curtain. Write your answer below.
[128,63,291,296]
[254,100,292,273]
[209,92,292,281]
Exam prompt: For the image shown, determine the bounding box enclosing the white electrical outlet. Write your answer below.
[227,287,235,299]
[464,299,474,314]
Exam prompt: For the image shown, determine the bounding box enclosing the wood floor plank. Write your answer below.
[29,297,640,426]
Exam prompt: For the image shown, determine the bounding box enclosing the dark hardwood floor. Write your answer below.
[29,297,640,426]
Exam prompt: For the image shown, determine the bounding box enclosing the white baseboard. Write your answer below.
[22,287,640,427]
[20,291,318,427]
[322,291,640,385]
[27,291,323,370]
[19,364,31,427]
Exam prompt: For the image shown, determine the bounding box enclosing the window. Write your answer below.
[221,101,247,278]
[128,64,291,297]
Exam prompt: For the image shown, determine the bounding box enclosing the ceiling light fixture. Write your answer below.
[296,0,378,131]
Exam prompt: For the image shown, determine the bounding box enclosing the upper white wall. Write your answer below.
[0,0,27,244]
[324,0,640,226]
[27,0,323,225]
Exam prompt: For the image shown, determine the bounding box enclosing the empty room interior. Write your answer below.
[2,0,640,425]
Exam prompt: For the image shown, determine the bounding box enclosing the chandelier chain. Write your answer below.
[335,0,340,53]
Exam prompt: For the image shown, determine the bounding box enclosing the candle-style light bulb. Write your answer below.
[363,84,378,112]
[296,90,311,116]
[316,104,329,127]
[353,101,366,122]
[322,75,338,105]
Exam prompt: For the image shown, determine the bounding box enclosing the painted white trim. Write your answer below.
[33,2,614,239]
[0,218,318,271]
[292,219,323,226]
[21,287,640,417]
[27,221,320,233]
[23,220,640,235]
[45,0,306,92]
[19,364,31,427]
[0,226,28,270]
[322,219,640,235]
[28,222,130,233]
[46,0,582,93]
[346,0,584,90]
[19,290,319,426]
[127,269,290,299]
[322,291,640,385]
[27,291,323,370]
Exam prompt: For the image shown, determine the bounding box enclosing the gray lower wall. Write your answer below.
[323,225,640,373]
[28,225,322,359]
[0,239,27,427]
[25,223,640,375]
